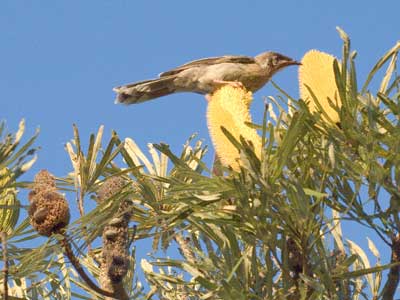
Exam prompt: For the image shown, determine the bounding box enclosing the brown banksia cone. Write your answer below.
[287,237,303,277]
[96,176,126,203]
[107,250,130,283]
[28,170,70,236]
[98,176,132,288]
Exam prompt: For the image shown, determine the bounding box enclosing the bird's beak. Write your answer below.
[282,59,302,67]
[275,57,302,71]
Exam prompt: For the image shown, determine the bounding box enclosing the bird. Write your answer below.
[113,51,300,104]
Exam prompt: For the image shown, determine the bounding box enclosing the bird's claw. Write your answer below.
[206,81,245,102]
[213,80,245,89]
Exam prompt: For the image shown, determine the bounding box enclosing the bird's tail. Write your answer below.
[113,76,177,105]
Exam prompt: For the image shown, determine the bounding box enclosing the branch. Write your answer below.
[174,233,196,265]
[382,233,400,300]
[1,232,8,300]
[60,236,118,299]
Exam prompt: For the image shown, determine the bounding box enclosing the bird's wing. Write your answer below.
[113,78,157,91]
[159,55,255,77]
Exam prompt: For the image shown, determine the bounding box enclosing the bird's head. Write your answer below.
[255,51,301,74]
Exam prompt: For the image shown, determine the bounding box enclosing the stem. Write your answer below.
[211,154,223,177]
[1,232,8,300]
[382,233,400,300]
[77,188,85,217]
[174,233,196,265]
[60,236,118,299]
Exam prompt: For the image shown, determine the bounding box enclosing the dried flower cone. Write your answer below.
[28,170,70,236]
[97,176,126,203]
[97,177,132,292]
[106,250,129,283]
[207,85,262,171]
[299,49,341,124]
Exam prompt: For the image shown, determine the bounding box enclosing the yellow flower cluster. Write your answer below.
[299,50,341,124]
[207,86,261,171]
[207,50,340,171]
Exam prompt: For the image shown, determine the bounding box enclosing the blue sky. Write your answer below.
[1,0,399,295]
[2,1,398,173]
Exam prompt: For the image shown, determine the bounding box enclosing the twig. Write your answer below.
[60,236,118,299]
[382,233,400,300]
[77,189,85,217]
[127,224,137,249]
[174,233,196,265]
[1,232,8,300]
[211,154,223,177]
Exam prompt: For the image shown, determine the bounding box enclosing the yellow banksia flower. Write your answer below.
[299,50,341,124]
[0,168,19,235]
[207,85,261,171]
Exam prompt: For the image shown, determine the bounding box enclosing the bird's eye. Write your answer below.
[272,56,278,66]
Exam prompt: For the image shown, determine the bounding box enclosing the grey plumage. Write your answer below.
[113,51,300,105]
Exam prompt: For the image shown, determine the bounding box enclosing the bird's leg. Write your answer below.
[206,80,245,102]
[206,80,244,102]
[212,79,245,89]
[211,153,223,176]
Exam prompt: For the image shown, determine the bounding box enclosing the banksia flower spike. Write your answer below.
[207,85,262,171]
[299,50,341,124]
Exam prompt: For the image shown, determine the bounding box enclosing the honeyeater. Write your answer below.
[113,51,300,104]
[114,51,300,171]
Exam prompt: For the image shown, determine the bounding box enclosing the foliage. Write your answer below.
[1,28,400,299]
[0,120,40,298]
